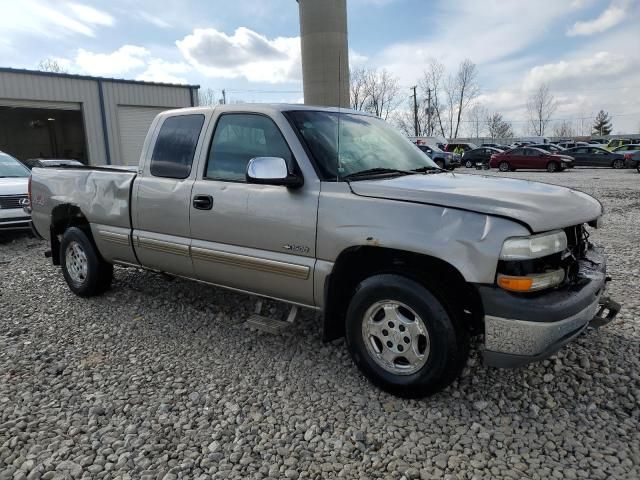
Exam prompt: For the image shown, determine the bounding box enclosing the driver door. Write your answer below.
[189,112,319,306]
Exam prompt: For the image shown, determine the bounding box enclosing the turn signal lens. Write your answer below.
[497,269,565,292]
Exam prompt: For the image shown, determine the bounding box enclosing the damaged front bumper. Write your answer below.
[476,247,620,368]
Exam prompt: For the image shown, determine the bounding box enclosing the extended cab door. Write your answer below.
[188,111,319,306]
[132,112,209,277]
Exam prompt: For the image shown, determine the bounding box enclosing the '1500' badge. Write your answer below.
[283,244,310,254]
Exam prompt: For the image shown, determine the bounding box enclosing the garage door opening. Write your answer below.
[0,106,88,164]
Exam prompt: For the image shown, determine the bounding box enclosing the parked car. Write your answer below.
[606,138,633,151]
[529,143,566,154]
[562,146,627,169]
[490,147,574,172]
[22,158,84,169]
[415,144,460,170]
[558,141,589,149]
[444,142,477,153]
[589,139,607,145]
[0,151,31,231]
[461,147,503,168]
[480,143,502,148]
[613,145,640,169]
[29,104,618,398]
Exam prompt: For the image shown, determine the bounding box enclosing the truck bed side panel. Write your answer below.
[31,167,138,264]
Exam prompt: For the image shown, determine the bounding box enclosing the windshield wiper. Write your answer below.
[342,167,415,180]
[411,166,441,173]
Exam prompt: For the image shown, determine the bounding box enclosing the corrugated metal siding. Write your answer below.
[117,106,167,166]
[0,70,195,166]
[0,71,105,164]
[102,83,193,165]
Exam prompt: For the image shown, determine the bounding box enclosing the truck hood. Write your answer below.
[0,177,28,196]
[349,173,602,232]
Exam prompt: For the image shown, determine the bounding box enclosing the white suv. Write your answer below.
[0,151,31,231]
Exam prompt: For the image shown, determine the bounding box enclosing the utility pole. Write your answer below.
[222,89,227,105]
[426,88,432,136]
[411,86,419,136]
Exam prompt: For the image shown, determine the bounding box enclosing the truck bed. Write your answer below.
[30,166,137,240]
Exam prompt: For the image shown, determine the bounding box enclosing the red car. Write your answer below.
[490,147,574,173]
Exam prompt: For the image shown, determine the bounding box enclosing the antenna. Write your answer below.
[337,52,342,181]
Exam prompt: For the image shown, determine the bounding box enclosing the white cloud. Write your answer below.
[136,59,190,84]
[567,1,628,36]
[523,51,630,90]
[74,45,150,76]
[66,3,114,27]
[138,11,172,29]
[0,0,114,38]
[176,27,301,83]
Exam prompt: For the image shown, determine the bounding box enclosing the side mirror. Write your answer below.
[246,157,303,188]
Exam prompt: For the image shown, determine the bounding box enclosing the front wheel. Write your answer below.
[345,274,469,398]
[612,159,625,169]
[435,159,445,169]
[464,159,473,168]
[546,161,559,172]
[60,227,113,297]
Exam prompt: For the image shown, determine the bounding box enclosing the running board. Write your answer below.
[246,300,298,334]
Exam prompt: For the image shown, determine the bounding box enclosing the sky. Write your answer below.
[0,0,639,135]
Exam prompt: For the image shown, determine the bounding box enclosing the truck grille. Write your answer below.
[0,195,28,210]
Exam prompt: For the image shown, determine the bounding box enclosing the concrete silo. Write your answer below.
[297,0,350,108]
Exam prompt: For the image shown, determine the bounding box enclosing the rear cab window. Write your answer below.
[150,114,205,179]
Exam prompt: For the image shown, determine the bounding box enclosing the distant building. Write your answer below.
[0,67,199,165]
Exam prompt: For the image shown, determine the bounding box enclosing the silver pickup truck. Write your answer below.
[29,104,619,398]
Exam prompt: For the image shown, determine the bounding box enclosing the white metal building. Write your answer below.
[0,68,199,166]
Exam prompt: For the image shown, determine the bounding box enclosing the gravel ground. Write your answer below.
[1,167,639,480]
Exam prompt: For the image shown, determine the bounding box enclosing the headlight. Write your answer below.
[499,231,567,260]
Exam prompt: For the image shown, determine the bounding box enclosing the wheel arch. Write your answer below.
[322,246,484,342]
[49,204,92,266]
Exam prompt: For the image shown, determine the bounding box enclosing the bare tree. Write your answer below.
[350,67,370,111]
[419,59,446,138]
[37,58,67,73]
[452,59,479,138]
[467,103,488,139]
[553,120,574,138]
[198,88,219,106]
[526,83,557,136]
[486,112,513,139]
[364,69,401,120]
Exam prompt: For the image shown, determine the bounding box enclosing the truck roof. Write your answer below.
[159,103,374,117]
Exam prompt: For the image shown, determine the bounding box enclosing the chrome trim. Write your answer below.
[99,230,131,246]
[135,236,190,257]
[191,246,310,280]
[112,260,141,268]
[484,297,600,356]
[247,156,288,180]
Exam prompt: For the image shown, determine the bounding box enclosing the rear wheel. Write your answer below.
[612,159,625,169]
[345,274,469,398]
[60,227,113,297]
[546,161,559,172]
[464,159,473,168]
[498,161,510,172]
[435,159,445,169]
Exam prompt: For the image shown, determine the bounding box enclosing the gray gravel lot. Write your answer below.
[1,167,639,480]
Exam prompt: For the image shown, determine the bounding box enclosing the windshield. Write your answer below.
[286,110,438,180]
[0,153,30,177]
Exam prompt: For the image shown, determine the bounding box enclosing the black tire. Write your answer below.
[546,161,558,173]
[464,159,473,168]
[435,159,445,169]
[345,274,469,398]
[612,159,625,169]
[60,227,113,297]
[498,161,510,172]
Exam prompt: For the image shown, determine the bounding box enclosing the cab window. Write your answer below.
[150,115,205,179]
[206,114,293,182]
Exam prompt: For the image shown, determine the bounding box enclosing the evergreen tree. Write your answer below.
[592,110,612,136]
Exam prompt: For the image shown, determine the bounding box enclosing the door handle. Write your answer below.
[193,194,213,210]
